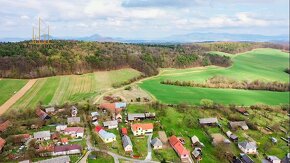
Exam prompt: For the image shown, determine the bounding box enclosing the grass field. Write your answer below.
[0,79,27,105]
[139,48,290,105]
[10,68,141,110]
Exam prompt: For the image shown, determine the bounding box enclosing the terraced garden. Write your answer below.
[10,68,141,110]
[139,48,290,105]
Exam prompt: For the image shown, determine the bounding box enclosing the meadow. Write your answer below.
[0,79,27,105]
[139,48,290,106]
[10,68,141,110]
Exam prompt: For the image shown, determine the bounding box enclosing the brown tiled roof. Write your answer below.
[131,123,153,132]
[0,137,6,150]
[54,144,81,152]
[0,120,10,132]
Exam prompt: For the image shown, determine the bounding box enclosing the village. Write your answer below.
[0,95,289,163]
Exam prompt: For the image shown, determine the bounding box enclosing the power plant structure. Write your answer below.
[31,17,51,45]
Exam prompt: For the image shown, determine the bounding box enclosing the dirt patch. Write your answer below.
[0,79,37,115]
[158,131,170,148]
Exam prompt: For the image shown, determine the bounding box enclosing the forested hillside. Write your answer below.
[0,41,286,78]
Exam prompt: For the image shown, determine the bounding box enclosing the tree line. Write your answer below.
[161,76,290,92]
[0,41,286,78]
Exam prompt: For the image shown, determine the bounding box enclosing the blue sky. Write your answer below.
[0,0,289,39]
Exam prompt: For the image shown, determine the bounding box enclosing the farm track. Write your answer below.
[0,79,37,115]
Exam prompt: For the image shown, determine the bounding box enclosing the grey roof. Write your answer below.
[199,117,218,124]
[151,138,163,147]
[99,129,116,139]
[33,131,50,139]
[71,106,78,111]
[36,156,70,163]
[282,153,290,163]
[67,117,80,123]
[103,120,118,127]
[191,135,200,144]
[128,113,145,121]
[192,147,202,157]
[238,141,256,150]
[91,111,99,117]
[122,135,133,148]
[240,153,254,163]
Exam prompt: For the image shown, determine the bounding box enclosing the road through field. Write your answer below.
[0,79,37,115]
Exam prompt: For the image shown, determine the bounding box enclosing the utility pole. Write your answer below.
[38,17,41,43]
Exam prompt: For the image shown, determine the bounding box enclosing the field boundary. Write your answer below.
[0,79,37,115]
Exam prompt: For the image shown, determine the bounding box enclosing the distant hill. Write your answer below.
[0,32,288,43]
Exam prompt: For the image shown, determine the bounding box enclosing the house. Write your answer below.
[192,147,202,161]
[91,111,99,117]
[103,120,118,129]
[151,138,163,149]
[11,134,31,143]
[229,121,249,130]
[37,156,70,163]
[67,117,80,125]
[95,126,116,143]
[71,106,78,117]
[240,153,254,163]
[53,144,82,156]
[191,135,204,147]
[238,141,257,154]
[199,117,218,126]
[64,127,84,138]
[266,156,281,163]
[131,123,153,136]
[121,128,128,136]
[237,108,249,116]
[211,133,230,145]
[45,107,55,113]
[99,103,123,114]
[0,120,11,132]
[34,131,51,141]
[61,138,69,145]
[56,125,67,132]
[122,135,133,152]
[0,137,6,152]
[116,113,122,122]
[128,113,145,121]
[36,108,50,120]
[169,135,190,159]
[281,153,290,163]
[226,131,238,142]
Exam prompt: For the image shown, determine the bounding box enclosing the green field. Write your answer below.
[0,79,28,105]
[11,68,141,110]
[139,48,290,105]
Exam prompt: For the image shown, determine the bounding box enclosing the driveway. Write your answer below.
[145,134,153,161]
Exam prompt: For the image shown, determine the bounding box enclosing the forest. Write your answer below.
[0,41,287,78]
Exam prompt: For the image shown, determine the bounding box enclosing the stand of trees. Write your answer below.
[161,76,290,92]
[0,41,286,78]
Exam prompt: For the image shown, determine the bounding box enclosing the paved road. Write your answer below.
[145,134,153,161]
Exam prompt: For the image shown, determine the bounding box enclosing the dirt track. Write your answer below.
[0,79,37,115]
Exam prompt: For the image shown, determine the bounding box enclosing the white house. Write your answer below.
[56,125,67,132]
[64,127,84,138]
[266,155,281,163]
[131,123,153,136]
[151,138,163,150]
[122,135,133,152]
[103,120,118,129]
[33,131,51,141]
[238,141,257,154]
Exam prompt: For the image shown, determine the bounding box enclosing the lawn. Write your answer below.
[87,152,114,163]
[139,48,290,106]
[0,79,27,105]
[10,68,141,110]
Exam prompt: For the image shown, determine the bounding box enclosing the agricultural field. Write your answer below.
[0,79,28,105]
[10,68,141,110]
[139,48,290,105]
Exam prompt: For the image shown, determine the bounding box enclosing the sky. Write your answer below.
[0,0,289,39]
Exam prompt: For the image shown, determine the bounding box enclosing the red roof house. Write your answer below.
[169,135,189,159]
[0,120,10,132]
[99,103,123,114]
[95,126,103,132]
[0,137,6,151]
[12,134,31,143]
[121,128,128,135]
[61,138,69,144]
[35,108,50,120]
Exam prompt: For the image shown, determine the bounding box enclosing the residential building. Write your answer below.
[91,111,99,117]
[266,155,281,163]
[199,117,218,126]
[71,106,78,117]
[122,135,133,152]
[37,156,70,163]
[34,131,51,141]
[238,141,257,154]
[169,135,189,159]
[95,126,116,143]
[103,120,118,129]
[36,109,50,120]
[226,131,238,142]
[0,120,10,132]
[56,125,67,132]
[53,144,82,156]
[45,107,55,113]
[67,117,80,125]
[151,138,163,149]
[131,123,153,136]
[64,127,84,138]
[128,113,145,121]
[99,103,123,114]
[229,121,249,130]
[0,137,5,152]
[192,147,202,161]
